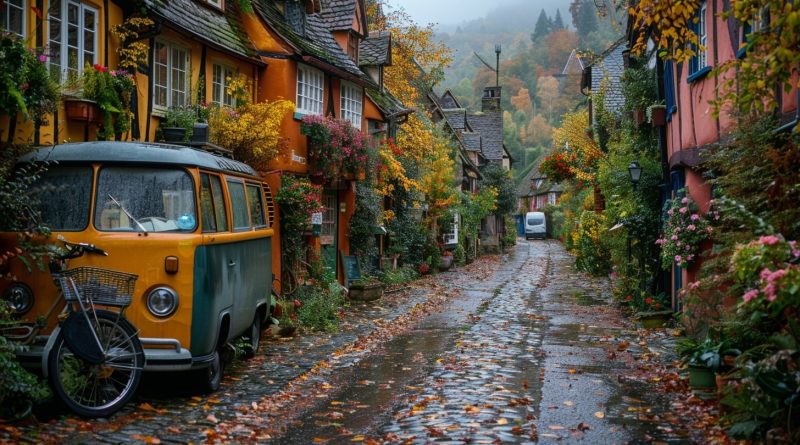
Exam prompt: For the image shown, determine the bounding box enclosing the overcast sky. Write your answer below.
[392,0,516,26]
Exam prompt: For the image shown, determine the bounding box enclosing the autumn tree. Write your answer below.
[527,114,553,147]
[535,76,560,121]
[552,109,602,182]
[510,88,533,115]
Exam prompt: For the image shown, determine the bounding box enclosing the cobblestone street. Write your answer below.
[4,240,691,444]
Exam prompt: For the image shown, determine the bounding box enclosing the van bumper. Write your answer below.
[140,338,193,371]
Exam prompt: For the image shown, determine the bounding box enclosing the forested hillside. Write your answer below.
[436,1,623,179]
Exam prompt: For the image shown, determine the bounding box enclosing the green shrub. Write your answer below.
[378,266,419,285]
[296,285,344,333]
[0,303,50,419]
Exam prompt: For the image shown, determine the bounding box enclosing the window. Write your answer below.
[340,81,363,127]
[227,179,250,230]
[246,184,266,228]
[153,40,190,109]
[48,0,98,81]
[1,0,25,38]
[200,173,229,232]
[739,7,768,58]
[212,64,236,107]
[296,64,323,115]
[27,165,93,231]
[347,32,358,61]
[94,167,196,233]
[688,1,708,79]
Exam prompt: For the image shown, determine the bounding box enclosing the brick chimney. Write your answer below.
[482,86,502,112]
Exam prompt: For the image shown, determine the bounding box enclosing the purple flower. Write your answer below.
[679,207,688,214]
[671,235,678,241]
[681,197,689,204]
[685,244,691,251]
[690,214,700,221]
[675,255,682,263]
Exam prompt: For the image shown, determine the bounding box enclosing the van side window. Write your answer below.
[246,184,266,229]
[200,173,228,232]
[227,179,250,230]
[263,183,275,228]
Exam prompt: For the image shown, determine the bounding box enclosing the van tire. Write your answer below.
[242,315,261,359]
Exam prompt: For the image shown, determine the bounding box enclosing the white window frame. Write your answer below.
[698,1,707,69]
[340,80,363,128]
[48,0,98,82]
[211,63,236,107]
[296,64,324,115]
[153,40,190,110]
[1,0,25,38]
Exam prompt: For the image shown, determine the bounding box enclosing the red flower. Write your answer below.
[293,299,302,309]
[625,295,632,301]
[645,297,653,305]
[655,302,661,309]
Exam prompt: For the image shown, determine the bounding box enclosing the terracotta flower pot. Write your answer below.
[633,109,646,126]
[64,99,100,123]
[650,107,666,126]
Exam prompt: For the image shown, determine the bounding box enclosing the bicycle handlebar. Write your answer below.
[55,237,108,260]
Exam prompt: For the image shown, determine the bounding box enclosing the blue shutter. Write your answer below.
[664,61,676,120]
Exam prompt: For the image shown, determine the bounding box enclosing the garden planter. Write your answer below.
[637,310,673,329]
[64,99,100,123]
[381,256,398,270]
[348,281,384,302]
[162,127,187,142]
[438,255,454,271]
[633,109,646,125]
[650,107,666,126]
[192,122,209,143]
[687,364,716,389]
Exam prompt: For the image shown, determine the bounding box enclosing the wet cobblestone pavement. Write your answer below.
[2,240,692,444]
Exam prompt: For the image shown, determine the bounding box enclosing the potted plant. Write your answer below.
[348,277,384,302]
[160,105,197,142]
[80,64,136,140]
[300,115,367,183]
[438,250,454,271]
[271,298,301,337]
[677,337,740,392]
[632,291,672,328]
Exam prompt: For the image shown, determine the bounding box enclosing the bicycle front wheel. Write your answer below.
[47,310,143,418]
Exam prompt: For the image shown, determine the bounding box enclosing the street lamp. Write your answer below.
[628,160,642,189]
[495,44,501,87]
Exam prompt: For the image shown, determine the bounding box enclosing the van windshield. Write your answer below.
[27,165,93,231]
[94,167,196,233]
[528,216,544,226]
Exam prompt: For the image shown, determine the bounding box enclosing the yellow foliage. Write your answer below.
[420,131,458,226]
[208,99,295,168]
[628,0,702,61]
[552,110,602,182]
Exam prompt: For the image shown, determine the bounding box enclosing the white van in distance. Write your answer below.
[525,211,547,240]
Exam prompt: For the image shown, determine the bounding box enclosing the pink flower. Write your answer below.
[706,227,714,233]
[760,268,773,281]
[687,224,696,231]
[789,241,800,258]
[759,235,780,246]
[690,214,700,221]
[764,284,777,302]
[679,207,688,214]
[38,53,47,62]
[685,244,691,251]
[675,255,682,263]
[667,209,674,216]
[681,197,689,204]
[766,269,787,283]
[687,254,694,261]
[671,235,678,241]
[742,289,759,303]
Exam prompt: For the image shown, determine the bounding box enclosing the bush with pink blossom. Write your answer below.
[733,235,800,314]
[657,192,711,270]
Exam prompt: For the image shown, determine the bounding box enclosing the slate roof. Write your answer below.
[462,132,481,152]
[467,111,504,161]
[319,0,357,31]
[253,0,368,79]
[517,163,538,197]
[359,32,391,66]
[144,0,259,61]
[443,109,467,131]
[586,38,627,114]
[365,87,409,118]
[439,90,461,109]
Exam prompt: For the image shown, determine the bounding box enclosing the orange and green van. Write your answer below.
[0,141,274,390]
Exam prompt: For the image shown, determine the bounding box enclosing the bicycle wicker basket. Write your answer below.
[55,267,138,308]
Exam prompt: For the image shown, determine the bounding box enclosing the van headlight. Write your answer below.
[3,283,33,314]
[146,287,178,317]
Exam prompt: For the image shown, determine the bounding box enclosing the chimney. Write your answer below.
[482,86,501,112]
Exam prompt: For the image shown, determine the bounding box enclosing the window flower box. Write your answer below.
[64,98,100,123]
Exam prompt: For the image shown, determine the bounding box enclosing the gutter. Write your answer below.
[301,56,373,89]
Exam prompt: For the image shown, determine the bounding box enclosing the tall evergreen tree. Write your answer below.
[569,0,598,39]
[531,9,551,42]
[553,9,565,30]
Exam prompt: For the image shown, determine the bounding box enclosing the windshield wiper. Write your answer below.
[107,194,148,235]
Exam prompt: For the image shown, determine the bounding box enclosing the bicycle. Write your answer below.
[1,237,143,418]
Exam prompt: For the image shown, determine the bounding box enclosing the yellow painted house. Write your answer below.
[0,0,407,285]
